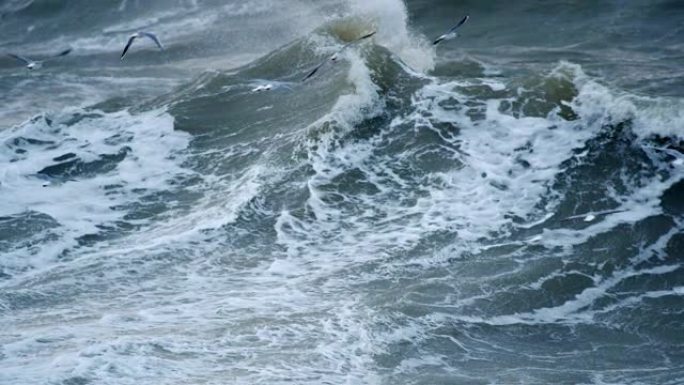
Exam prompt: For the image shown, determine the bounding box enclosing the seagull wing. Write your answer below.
[561,209,624,222]
[120,35,137,59]
[8,53,31,64]
[353,30,377,43]
[43,48,72,62]
[302,58,329,82]
[53,48,72,57]
[303,31,376,82]
[448,15,470,33]
[321,30,377,63]
[434,16,469,45]
[341,30,377,51]
[140,32,164,50]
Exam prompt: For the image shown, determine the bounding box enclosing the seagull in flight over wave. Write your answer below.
[433,15,469,45]
[562,209,625,223]
[302,30,376,82]
[120,31,164,60]
[252,84,273,92]
[250,80,294,93]
[7,48,72,70]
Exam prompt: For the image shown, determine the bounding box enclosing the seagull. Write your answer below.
[7,48,72,70]
[433,15,470,46]
[583,214,597,222]
[252,84,273,92]
[562,209,625,223]
[120,31,164,60]
[250,80,294,93]
[302,30,376,82]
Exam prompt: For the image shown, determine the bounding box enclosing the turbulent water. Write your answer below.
[1,0,684,384]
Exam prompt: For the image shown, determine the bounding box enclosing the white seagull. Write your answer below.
[250,80,294,93]
[8,48,72,70]
[302,30,376,82]
[120,31,164,60]
[252,83,273,92]
[562,209,625,223]
[433,15,470,46]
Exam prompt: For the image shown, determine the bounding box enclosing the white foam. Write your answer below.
[482,264,682,326]
[0,108,190,274]
[0,2,477,384]
[3,12,684,382]
[277,61,613,277]
[538,172,683,251]
[275,59,684,317]
[115,164,266,254]
[0,73,181,129]
[558,61,684,141]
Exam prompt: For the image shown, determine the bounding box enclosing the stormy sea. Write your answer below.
[1,0,683,384]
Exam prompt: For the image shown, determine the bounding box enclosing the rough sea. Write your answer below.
[1,1,684,384]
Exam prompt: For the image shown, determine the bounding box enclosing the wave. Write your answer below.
[1,1,684,384]
[0,108,191,277]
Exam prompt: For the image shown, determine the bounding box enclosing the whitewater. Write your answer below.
[1,0,683,384]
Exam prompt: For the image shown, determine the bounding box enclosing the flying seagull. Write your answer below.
[302,31,376,82]
[250,80,294,93]
[7,48,72,70]
[120,31,164,60]
[562,209,625,223]
[252,84,273,92]
[433,15,470,45]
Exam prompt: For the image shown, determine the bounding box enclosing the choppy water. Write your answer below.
[1,1,684,384]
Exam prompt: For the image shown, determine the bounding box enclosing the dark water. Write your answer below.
[1,1,683,384]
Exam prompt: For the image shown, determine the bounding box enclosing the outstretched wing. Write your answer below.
[433,35,446,45]
[302,59,328,82]
[434,16,469,45]
[341,30,377,51]
[53,48,72,58]
[303,31,376,82]
[448,15,470,33]
[355,30,377,42]
[43,48,72,62]
[8,53,31,64]
[120,35,137,59]
[140,32,164,50]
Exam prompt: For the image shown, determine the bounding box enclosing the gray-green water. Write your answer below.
[1,1,683,384]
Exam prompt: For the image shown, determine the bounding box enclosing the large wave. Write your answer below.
[1,1,683,384]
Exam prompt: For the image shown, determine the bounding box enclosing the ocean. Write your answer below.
[1,0,683,384]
